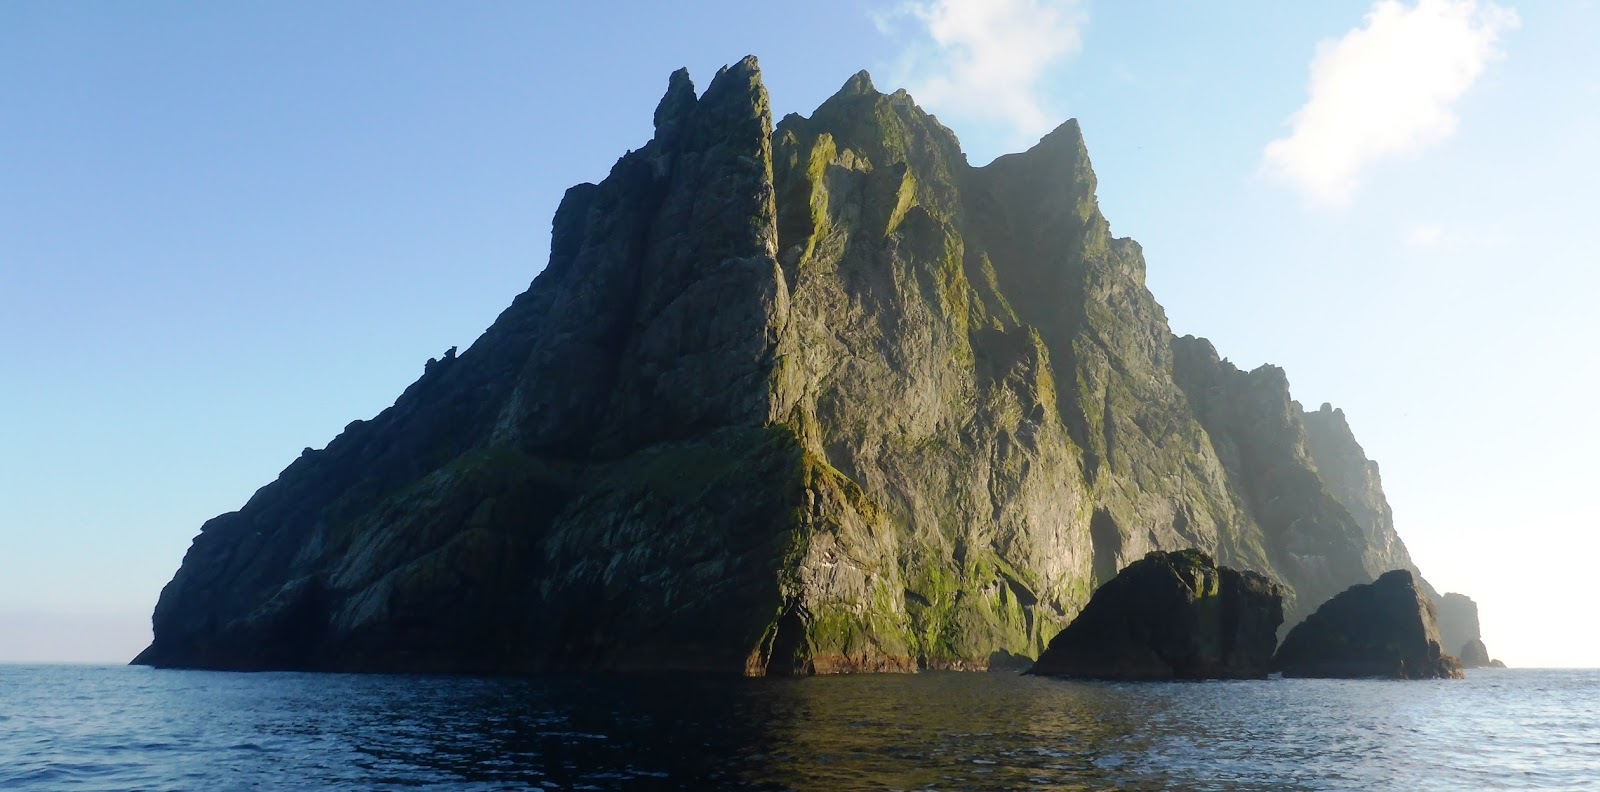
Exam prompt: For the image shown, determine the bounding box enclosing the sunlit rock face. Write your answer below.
[134,57,1475,675]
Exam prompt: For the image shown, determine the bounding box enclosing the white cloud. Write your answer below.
[1262,0,1519,207]
[876,0,1085,144]
[1405,223,1446,248]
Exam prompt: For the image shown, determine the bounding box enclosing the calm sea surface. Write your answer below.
[0,664,1595,790]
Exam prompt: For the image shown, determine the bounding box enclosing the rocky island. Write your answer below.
[135,57,1487,676]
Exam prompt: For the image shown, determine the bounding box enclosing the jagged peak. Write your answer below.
[1039,117,1084,145]
[712,54,762,85]
[1310,401,1350,422]
[1303,401,1357,440]
[1248,363,1288,382]
[653,67,697,137]
[806,70,886,123]
[997,118,1087,170]
[833,69,878,100]
[785,68,967,183]
[698,55,768,124]
[979,116,1081,161]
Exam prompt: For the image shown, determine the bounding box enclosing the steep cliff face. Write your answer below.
[138,58,800,673]
[136,58,1471,675]
[1169,336,1373,624]
[1301,403,1431,590]
[1298,404,1496,655]
[761,72,1264,668]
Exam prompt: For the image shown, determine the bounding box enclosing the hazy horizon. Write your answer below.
[4,0,1597,667]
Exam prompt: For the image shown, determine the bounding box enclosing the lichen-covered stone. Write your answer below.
[1028,550,1284,680]
[1273,570,1464,680]
[134,59,1481,676]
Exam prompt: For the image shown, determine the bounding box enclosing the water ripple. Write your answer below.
[0,666,1595,789]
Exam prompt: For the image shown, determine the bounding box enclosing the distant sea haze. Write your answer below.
[2,665,1595,790]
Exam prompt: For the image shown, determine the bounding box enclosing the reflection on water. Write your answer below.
[1,665,1596,790]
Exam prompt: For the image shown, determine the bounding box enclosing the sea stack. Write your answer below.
[1028,550,1285,680]
[1273,570,1464,679]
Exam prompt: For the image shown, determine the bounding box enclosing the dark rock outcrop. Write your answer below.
[1273,570,1464,679]
[1028,550,1284,680]
[133,57,1485,675]
[986,649,1033,673]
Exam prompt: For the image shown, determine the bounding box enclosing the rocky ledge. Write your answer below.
[1273,570,1464,680]
[1028,550,1284,680]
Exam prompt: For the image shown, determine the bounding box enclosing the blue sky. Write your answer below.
[2,1,1595,666]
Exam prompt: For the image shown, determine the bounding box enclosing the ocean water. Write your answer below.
[0,665,1595,790]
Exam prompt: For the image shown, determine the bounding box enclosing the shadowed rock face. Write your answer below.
[1273,570,1464,680]
[1028,550,1284,680]
[134,57,1480,676]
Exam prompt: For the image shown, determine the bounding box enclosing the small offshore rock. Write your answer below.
[1028,549,1285,680]
[985,649,1033,673]
[1272,569,1464,680]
